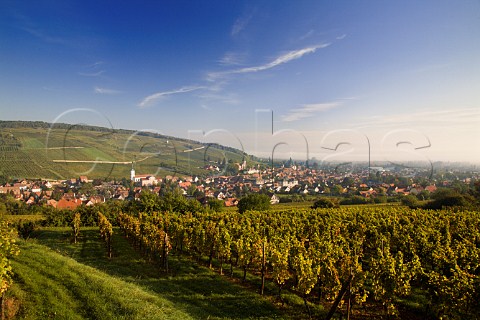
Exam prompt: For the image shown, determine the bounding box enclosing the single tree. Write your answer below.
[237,194,271,213]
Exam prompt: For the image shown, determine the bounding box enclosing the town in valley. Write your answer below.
[1,159,477,211]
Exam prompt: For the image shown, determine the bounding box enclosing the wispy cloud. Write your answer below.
[218,52,247,66]
[79,60,106,77]
[90,61,104,67]
[231,12,253,36]
[22,26,68,45]
[281,102,342,122]
[94,87,121,95]
[138,85,206,108]
[79,70,105,77]
[353,108,480,130]
[13,14,79,47]
[299,29,314,41]
[336,34,347,40]
[208,43,330,81]
[198,92,241,105]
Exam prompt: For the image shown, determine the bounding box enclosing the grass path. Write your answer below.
[10,240,193,319]
[8,228,286,319]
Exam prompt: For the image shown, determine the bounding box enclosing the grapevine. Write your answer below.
[0,221,19,319]
[72,212,81,244]
[114,207,479,319]
[98,212,113,258]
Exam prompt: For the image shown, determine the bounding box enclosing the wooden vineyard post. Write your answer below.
[260,240,266,295]
[324,273,353,320]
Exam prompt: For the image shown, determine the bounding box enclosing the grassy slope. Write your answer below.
[11,242,190,320]
[8,228,286,319]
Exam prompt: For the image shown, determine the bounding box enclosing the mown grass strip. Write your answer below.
[11,240,193,319]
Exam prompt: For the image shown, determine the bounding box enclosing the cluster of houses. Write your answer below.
[0,163,474,211]
[0,176,108,210]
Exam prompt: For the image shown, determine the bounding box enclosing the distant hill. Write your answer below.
[0,120,249,180]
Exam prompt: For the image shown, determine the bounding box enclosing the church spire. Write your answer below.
[130,156,136,181]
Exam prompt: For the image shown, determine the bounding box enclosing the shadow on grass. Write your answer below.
[32,227,287,319]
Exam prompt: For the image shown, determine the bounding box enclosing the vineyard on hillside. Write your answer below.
[114,207,479,319]
[0,122,248,180]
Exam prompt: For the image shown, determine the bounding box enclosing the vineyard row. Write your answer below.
[105,207,480,319]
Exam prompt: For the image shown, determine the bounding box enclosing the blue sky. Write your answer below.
[1,1,480,163]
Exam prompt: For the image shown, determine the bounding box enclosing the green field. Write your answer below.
[6,228,289,319]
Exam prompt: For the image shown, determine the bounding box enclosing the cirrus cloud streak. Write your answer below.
[94,87,121,95]
[207,43,330,81]
[138,85,206,108]
[281,102,341,122]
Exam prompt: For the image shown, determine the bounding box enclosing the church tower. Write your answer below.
[130,160,135,181]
